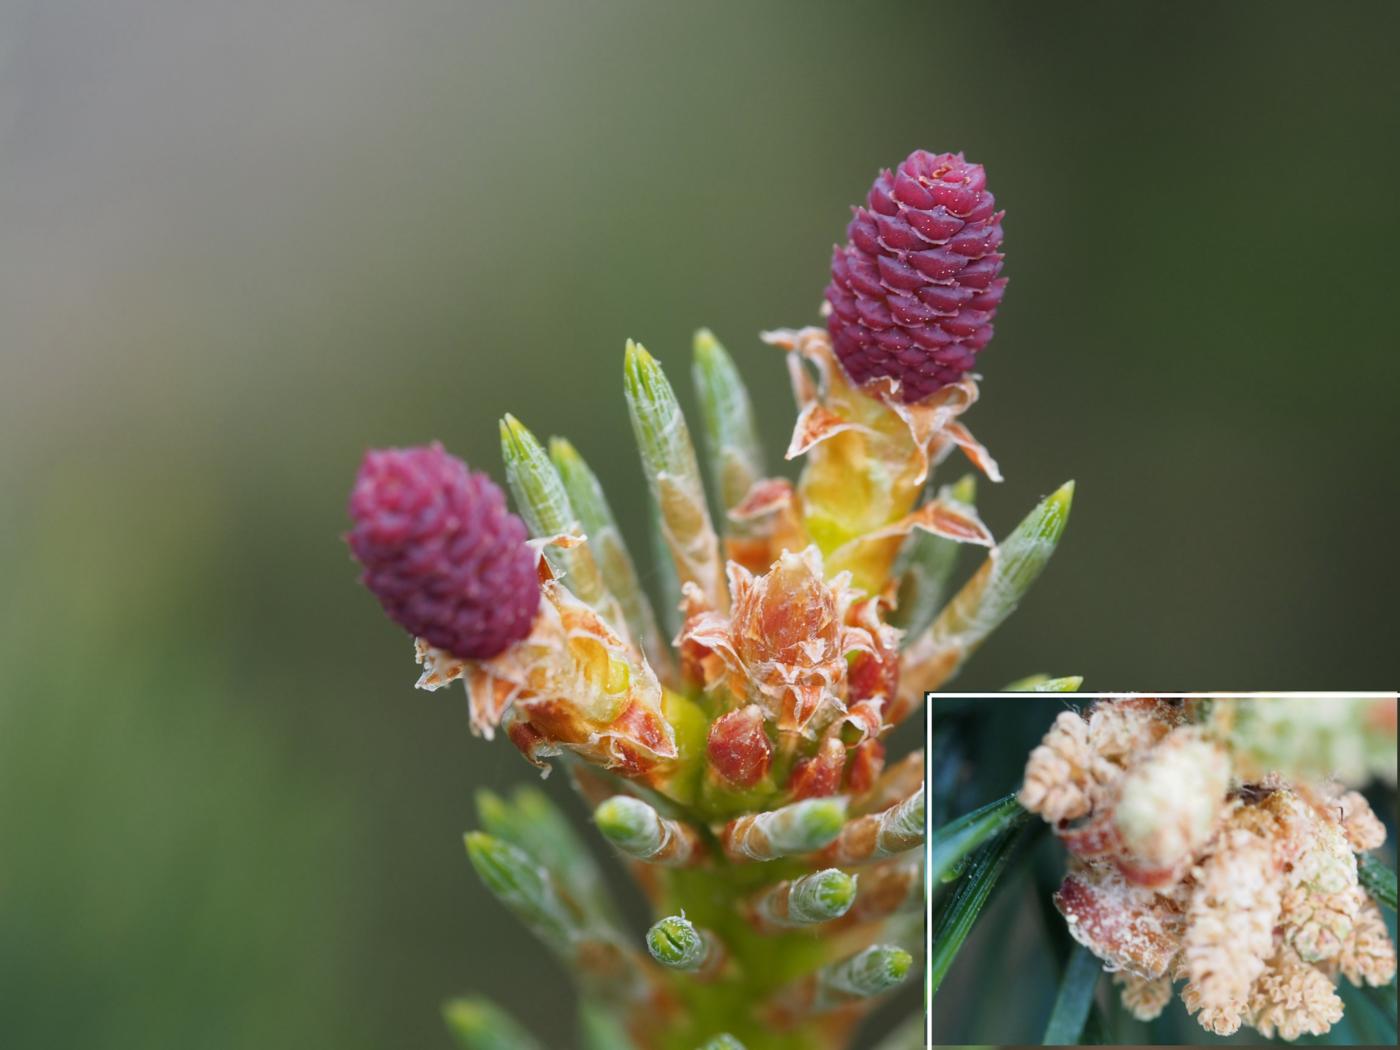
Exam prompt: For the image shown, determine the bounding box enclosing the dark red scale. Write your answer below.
[347,442,540,659]
[825,150,1006,402]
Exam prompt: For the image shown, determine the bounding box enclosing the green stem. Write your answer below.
[930,791,1028,884]
[1040,943,1100,1044]
[929,819,1036,998]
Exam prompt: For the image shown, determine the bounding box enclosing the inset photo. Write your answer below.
[929,693,1399,1046]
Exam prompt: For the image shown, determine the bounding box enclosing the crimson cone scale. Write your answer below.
[347,442,540,659]
[825,150,1006,402]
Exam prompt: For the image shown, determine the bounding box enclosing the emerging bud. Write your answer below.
[705,705,772,789]
[1113,728,1231,880]
[1003,673,1085,692]
[347,443,539,659]
[1055,861,1184,980]
[646,914,723,977]
[723,797,848,860]
[500,416,587,584]
[826,150,1006,402]
[692,328,766,519]
[442,996,545,1050]
[680,546,892,739]
[476,787,615,922]
[821,944,912,999]
[823,786,925,865]
[789,736,848,800]
[767,943,913,1027]
[463,832,571,946]
[594,795,702,867]
[730,547,849,734]
[845,739,885,797]
[787,868,859,924]
[749,868,858,930]
[624,341,727,612]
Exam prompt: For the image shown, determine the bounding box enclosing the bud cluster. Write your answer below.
[1020,697,1398,1040]
[347,150,1076,1049]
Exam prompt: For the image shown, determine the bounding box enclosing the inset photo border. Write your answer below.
[927,692,1399,1047]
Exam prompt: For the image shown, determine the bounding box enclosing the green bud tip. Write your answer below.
[947,473,977,505]
[998,479,1074,560]
[624,341,686,476]
[547,435,579,462]
[791,868,858,922]
[474,788,509,829]
[546,436,583,481]
[498,413,575,536]
[441,998,489,1034]
[464,830,505,875]
[547,436,610,534]
[988,479,1074,596]
[1034,675,1084,692]
[1038,480,1074,533]
[498,413,537,463]
[692,327,765,512]
[624,340,666,404]
[698,1036,746,1050]
[464,831,536,895]
[464,832,542,904]
[646,914,706,970]
[776,796,848,851]
[594,796,659,855]
[693,327,720,358]
[442,996,543,1049]
[831,944,912,996]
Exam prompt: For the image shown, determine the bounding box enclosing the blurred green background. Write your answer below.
[1,2,1398,1047]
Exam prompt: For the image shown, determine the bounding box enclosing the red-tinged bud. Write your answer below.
[1054,864,1183,979]
[845,596,900,713]
[732,548,841,669]
[706,705,772,789]
[1056,810,1125,861]
[846,739,886,797]
[790,736,847,800]
[726,547,856,736]
[347,443,539,659]
[826,150,1005,402]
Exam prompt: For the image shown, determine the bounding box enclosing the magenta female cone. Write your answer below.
[825,150,1006,402]
[347,442,540,659]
